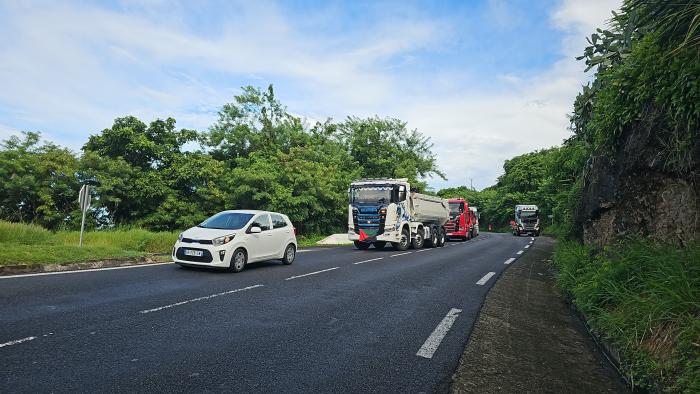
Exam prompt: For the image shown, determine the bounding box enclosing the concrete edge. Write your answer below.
[0,254,170,276]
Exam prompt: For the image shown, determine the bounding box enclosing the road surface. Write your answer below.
[1,232,534,393]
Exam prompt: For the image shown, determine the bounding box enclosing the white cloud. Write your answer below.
[0,0,622,191]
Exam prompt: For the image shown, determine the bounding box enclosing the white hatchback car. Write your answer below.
[173,210,297,272]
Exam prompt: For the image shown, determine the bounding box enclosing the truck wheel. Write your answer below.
[412,229,425,249]
[374,241,386,249]
[428,226,438,248]
[393,228,410,251]
[437,228,446,247]
[354,241,370,250]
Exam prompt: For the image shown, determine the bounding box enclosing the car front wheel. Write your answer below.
[229,248,247,273]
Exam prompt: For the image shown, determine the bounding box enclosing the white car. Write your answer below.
[173,210,297,272]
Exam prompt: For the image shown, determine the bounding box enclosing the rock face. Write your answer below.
[577,119,700,247]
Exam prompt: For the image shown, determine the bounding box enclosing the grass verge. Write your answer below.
[552,238,700,393]
[0,221,178,266]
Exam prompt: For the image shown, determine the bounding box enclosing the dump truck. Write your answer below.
[512,204,540,236]
[348,178,449,250]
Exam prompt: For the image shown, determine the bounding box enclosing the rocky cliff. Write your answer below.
[577,118,700,247]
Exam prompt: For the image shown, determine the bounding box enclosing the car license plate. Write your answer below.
[184,249,203,257]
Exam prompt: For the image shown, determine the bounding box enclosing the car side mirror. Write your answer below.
[250,226,262,234]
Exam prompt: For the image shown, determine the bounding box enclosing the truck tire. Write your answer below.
[393,228,410,251]
[374,241,386,249]
[428,226,438,248]
[354,241,370,250]
[412,228,425,249]
[437,228,446,247]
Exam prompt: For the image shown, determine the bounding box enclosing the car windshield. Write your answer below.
[198,212,254,230]
[351,187,392,204]
[449,202,464,216]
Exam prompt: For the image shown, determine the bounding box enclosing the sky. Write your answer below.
[0,0,621,190]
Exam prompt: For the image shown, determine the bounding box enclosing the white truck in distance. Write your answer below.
[348,178,449,250]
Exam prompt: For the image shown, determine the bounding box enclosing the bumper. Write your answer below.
[172,242,232,268]
[446,230,468,238]
[348,229,400,243]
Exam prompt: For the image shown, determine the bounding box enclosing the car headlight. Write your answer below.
[178,232,184,242]
[212,234,235,247]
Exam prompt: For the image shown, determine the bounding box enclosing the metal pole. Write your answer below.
[79,208,87,247]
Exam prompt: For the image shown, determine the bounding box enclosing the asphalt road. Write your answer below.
[1,232,534,393]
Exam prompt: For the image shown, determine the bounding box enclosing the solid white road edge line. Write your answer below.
[390,252,412,257]
[0,336,37,348]
[416,308,462,359]
[285,267,339,280]
[353,258,384,265]
[139,285,263,314]
[476,272,496,285]
[0,262,174,280]
[504,257,516,265]
[517,250,524,255]
[297,249,322,253]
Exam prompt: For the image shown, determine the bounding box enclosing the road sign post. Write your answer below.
[78,185,91,247]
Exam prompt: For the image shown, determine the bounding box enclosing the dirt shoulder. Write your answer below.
[451,236,629,393]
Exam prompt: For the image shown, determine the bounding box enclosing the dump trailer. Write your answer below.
[512,204,540,236]
[348,178,449,250]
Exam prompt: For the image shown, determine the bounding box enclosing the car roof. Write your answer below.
[219,209,287,217]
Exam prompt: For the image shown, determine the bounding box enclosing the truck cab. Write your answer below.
[348,178,448,251]
[445,198,475,240]
[513,204,540,236]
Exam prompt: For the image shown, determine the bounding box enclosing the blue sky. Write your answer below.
[0,0,620,190]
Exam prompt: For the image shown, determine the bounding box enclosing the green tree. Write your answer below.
[0,132,80,229]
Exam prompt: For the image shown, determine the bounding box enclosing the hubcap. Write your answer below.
[401,234,408,246]
[235,252,245,269]
[287,247,295,262]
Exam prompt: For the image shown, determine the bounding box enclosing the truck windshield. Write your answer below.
[449,202,464,216]
[199,212,254,230]
[519,211,538,219]
[351,187,392,204]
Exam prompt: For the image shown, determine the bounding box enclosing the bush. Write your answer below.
[553,239,700,392]
[0,220,54,244]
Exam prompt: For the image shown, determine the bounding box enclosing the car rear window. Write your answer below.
[271,214,287,229]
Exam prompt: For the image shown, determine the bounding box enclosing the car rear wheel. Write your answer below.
[229,248,247,273]
[282,244,296,265]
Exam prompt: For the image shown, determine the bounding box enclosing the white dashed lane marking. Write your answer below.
[504,257,516,265]
[0,336,37,348]
[139,285,263,314]
[353,258,383,265]
[416,308,462,359]
[285,267,339,280]
[476,272,496,285]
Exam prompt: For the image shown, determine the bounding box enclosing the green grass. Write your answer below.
[0,221,178,266]
[296,233,331,248]
[552,239,700,393]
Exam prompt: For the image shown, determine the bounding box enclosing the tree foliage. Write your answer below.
[0,85,440,234]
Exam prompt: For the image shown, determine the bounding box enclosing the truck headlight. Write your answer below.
[212,234,235,246]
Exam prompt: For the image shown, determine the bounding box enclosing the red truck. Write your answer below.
[445,198,478,240]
